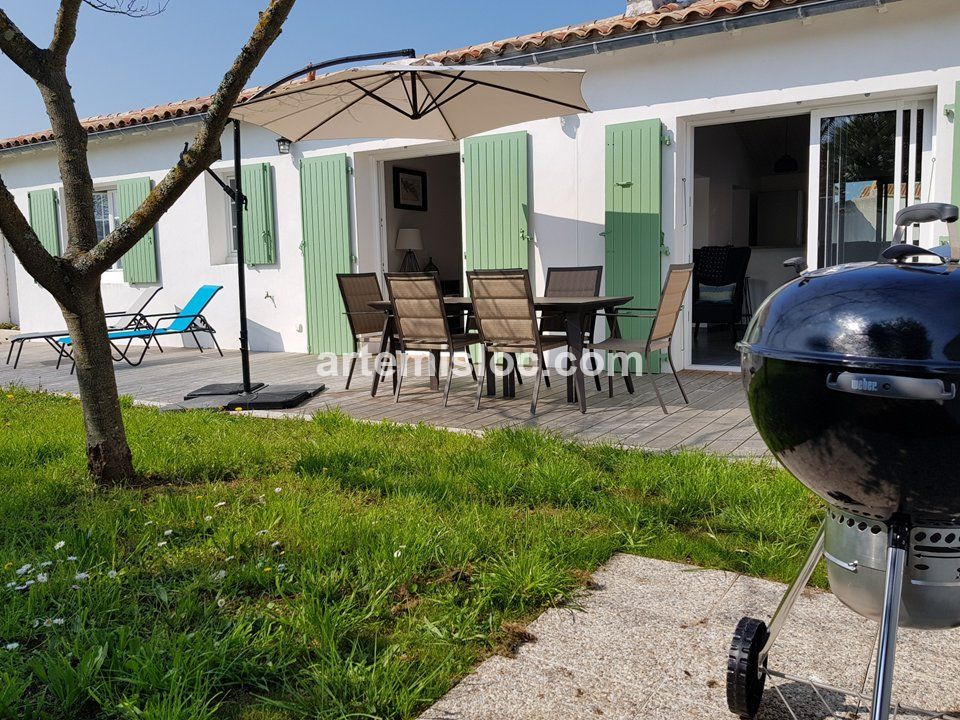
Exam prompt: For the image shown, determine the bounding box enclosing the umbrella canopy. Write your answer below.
[229,58,589,141]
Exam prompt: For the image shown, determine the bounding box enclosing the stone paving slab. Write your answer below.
[419,555,960,720]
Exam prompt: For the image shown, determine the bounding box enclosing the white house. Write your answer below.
[2,0,959,370]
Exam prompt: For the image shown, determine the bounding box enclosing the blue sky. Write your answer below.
[0,0,625,138]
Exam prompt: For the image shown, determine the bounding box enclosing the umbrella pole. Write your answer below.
[180,48,425,410]
[232,118,253,394]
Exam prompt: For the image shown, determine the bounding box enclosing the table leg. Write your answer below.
[430,350,441,391]
[604,309,634,394]
[566,312,588,414]
[371,315,393,397]
[486,351,497,397]
[504,357,516,398]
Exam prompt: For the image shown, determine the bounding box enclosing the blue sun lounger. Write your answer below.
[56,285,224,370]
[5,286,162,369]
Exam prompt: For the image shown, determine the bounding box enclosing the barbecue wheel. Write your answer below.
[726,616,768,719]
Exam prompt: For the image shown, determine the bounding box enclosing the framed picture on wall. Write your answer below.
[393,167,428,211]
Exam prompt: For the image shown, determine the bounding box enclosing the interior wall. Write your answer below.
[383,154,462,285]
[693,125,756,248]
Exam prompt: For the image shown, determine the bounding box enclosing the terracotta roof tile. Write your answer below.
[425,0,813,64]
[0,90,261,151]
[0,0,817,151]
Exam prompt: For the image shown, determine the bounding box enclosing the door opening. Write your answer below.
[381,153,464,296]
[690,114,810,367]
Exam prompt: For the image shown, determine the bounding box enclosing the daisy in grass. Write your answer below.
[53,541,65,551]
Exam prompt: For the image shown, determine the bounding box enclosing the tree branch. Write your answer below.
[0,8,47,80]
[0,174,73,303]
[81,0,168,17]
[83,0,297,274]
[49,0,83,64]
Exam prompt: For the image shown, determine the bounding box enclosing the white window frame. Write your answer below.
[806,97,935,270]
[224,174,239,263]
[92,187,125,280]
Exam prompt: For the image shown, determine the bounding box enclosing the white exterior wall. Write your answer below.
[1,0,958,367]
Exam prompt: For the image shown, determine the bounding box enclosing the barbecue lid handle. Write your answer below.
[826,372,956,401]
[880,244,945,263]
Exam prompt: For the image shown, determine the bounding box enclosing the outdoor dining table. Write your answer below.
[368,295,633,413]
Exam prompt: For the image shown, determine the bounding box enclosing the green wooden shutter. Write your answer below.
[301,154,352,354]
[240,162,277,266]
[116,177,158,284]
[605,119,663,373]
[27,188,60,255]
[464,131,529,271]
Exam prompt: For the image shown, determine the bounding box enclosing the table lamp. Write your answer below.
[396,228,423,272]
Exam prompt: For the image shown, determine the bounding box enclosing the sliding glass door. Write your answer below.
[809,100,932,269]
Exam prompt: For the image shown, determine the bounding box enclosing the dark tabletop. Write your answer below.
[369,296,633,312]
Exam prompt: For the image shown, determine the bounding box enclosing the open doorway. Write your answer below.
[382,154,463,295]
[691,114,809,367]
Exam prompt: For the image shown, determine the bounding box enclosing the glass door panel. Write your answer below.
[813,102,931,268]
[817,110,897,267]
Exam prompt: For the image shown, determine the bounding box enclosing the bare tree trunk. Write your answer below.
[61,285,134,483]
[0,0,296,485]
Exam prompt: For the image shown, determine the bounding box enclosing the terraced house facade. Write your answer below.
[2,0,959,370]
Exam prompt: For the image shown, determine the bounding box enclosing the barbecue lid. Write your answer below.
[740,255,960,374]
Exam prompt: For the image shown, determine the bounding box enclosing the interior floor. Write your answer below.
[691,324,744,367]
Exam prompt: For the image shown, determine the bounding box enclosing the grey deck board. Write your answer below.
[0,343,768,458]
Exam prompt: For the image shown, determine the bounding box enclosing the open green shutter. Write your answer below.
[952,82,960,212]
[27,189,60,255]
[241,163,277,266]
[301,154,352,354]
[464,131,529,271]
[116,177,158,284]
[605,119,663,373]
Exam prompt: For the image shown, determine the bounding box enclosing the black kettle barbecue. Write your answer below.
[726,202,960,720]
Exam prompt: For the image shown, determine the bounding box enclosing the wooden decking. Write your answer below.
[0,342,768,457]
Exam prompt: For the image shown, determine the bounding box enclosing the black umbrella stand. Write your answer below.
[184,48,416,410]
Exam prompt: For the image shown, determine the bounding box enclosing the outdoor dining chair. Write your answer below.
[541,265,603,391]
[384,272,479,407]
[467,268,567,415]
[337,272,389,390]
[5,286,162,369]
[56,285,223,370]
[586,263,693,414]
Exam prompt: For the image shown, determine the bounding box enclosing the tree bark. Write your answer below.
[60,284,135,482]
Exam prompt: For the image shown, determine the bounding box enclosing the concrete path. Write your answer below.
[420,555,960,720]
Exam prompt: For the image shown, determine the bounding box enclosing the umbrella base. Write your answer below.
[222,384,326,410]
[185,382,266,398]
[170,384,325,411]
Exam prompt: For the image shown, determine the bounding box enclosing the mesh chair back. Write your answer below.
[338,273,385,337]
[467,269,539,348]
[649,264,694,345]
[125,287,162,316]
[385,273,450,347]
[167,285,222,332]
[544,266,603,297]
[542,266,602,333]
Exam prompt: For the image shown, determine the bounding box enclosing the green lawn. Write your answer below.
[0,388,822,719]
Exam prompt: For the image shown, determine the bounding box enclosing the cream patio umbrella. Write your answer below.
[229,57,590,141]
[186,50,590,411]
